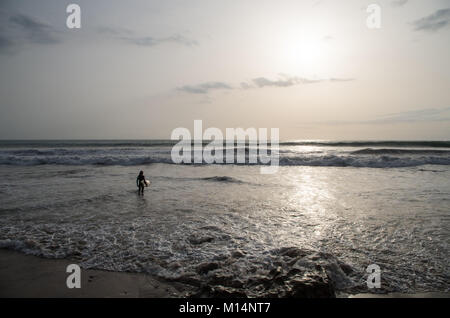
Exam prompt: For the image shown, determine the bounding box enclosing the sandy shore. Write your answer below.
[0,249,193,298]
[1,249,448,298]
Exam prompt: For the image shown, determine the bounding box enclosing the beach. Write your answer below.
[0,249,192,298]
[2,249,449,298]
[0,140,449,297]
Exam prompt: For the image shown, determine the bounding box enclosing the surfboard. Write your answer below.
[137,179,151,187]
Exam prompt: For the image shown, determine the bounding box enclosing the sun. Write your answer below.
[282,36,326,73]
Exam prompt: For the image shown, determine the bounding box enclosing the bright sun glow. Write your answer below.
[283,37,327,73]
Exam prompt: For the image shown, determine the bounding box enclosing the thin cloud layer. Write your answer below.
[9,14,59,44]
[0,12,60,53]
[391,0,408,7]
[177,82,233,94]
[251,76,323,88]
[246,75,353,89]
[311,106,450,126]
[98,26,198,48]
[330,78,355,82]
[373,106,450,123]
[0,12,197,55]
[179,75,354,94]
[124,34,198,47]
[412,8,450,32]
[0,34,14,50]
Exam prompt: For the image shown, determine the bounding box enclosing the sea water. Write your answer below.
[0,140,449,295]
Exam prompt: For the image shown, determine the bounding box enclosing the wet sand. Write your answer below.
[1,249,448,298]
[0,249,193,298]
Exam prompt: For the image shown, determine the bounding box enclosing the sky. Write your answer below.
[0,0,449,140]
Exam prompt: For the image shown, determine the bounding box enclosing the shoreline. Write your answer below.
[0,249,193,298]
[0,249,448,298]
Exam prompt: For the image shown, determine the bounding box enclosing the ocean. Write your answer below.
[0,140,449,296]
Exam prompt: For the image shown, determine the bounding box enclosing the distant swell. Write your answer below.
[352,148,450,155]
[1,140,450,148]
[0,155,172,166]
[281,141,450,148]
[1,140,450,168]
[201,176,243,183]
[278,155,450,168]
[1,154,450,168]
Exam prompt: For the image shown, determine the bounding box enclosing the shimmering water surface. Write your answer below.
[0,141,449,294]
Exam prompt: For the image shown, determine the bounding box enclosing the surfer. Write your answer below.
[136,170,148,194]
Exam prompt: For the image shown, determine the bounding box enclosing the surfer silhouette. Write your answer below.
[136,170,148,194]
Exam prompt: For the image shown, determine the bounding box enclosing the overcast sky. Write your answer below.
[0,0,449,140]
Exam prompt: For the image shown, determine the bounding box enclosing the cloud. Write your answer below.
[252,77,298,88]
[240,82,253,89]
[179,74,354,94]
[96,26,134,36]
[329,78,355,82]
[0,12,60,54]
[247,74,353,88]
[391,0,408,7]
[97,26,198,48]
[372,106,450,123]
[251,75,324,88]
[0,34,14,50]
[179,76,343,95]
[312,1,323,7]
[9,13,59,44]
[177,82,233,94]
[310,106,450,126]
[124,34,198,47]
[412,8,450,32]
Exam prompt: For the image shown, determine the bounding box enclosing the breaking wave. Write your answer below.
[1,140,450,168]
[0,237,364,297]
[351,148,450,155]
[1,152,449,168]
